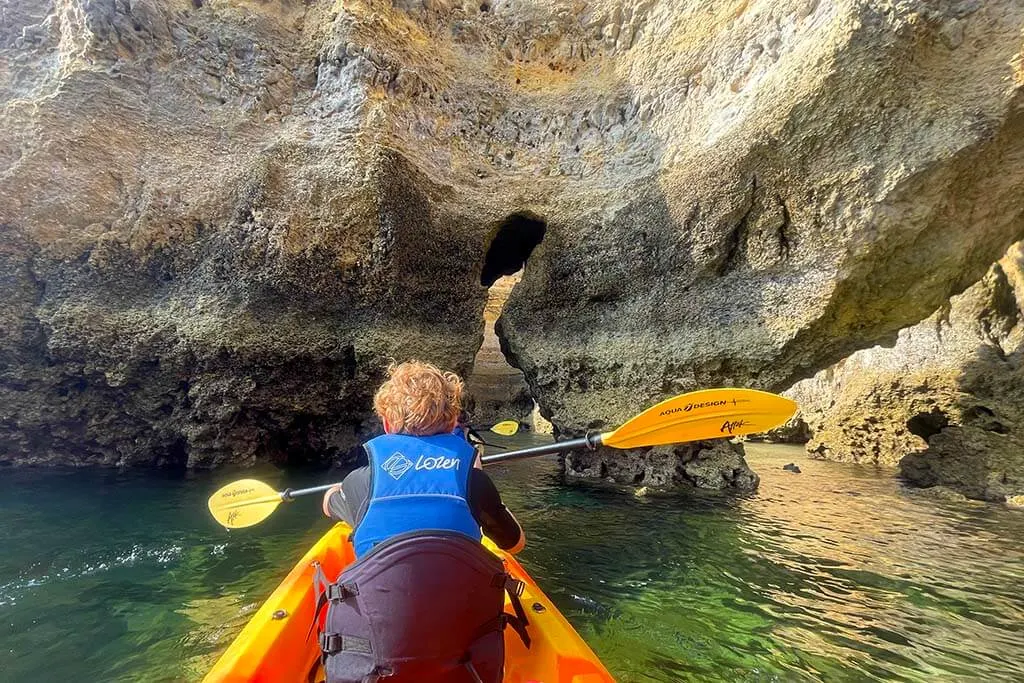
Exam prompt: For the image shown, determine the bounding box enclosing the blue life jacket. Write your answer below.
[350,431,481,558]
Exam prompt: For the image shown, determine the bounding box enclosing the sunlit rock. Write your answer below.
[788,243,1024,502]
[2,0,1023,484]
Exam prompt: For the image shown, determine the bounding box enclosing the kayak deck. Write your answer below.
[204,523,614,683]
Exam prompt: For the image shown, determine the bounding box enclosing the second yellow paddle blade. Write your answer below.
[490,420,520,436]
[207,479,283,529]
[603,388,798,449]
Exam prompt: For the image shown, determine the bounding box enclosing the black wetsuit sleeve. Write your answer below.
[468,469,523,550]
[326,465,371,527]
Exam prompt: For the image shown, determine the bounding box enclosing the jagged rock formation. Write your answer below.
[2,1,1024,483]
[788,243,1024,502]
[760,417,811,444]
[565,439,759,491]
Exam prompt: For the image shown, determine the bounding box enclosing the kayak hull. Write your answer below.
[204,523,615,683]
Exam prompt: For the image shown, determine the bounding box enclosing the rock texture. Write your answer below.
[787,243,1024,502]
[498,0,1024,438]
[1,0,489,467]
[2,1,1024,480]
[565,439,759,491]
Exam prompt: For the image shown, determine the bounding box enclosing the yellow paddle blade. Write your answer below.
[602,388,798,449]
[490,420,520,436]
[207,479,284,529]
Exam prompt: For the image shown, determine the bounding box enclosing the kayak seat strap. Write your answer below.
[471,610,530,650]
[307,562,359,643]
[504,612,531,650]
[327,583,359,600]
[309,581,359,641]
[482,572,531,649]
[503,574,530,649]
[320,632,373,656]
[464,659,486,683]
[307,562,333,642]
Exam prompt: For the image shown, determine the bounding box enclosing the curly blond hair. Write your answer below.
[373,360,464,436]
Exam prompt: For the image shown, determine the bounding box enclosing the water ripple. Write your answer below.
[0,543,187,606]
[489,444,1024,682]
[2,446,1023,682]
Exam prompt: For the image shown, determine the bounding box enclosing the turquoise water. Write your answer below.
[1,441,1023,681]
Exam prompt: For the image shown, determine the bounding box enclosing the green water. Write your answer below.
[2,442,1023,682]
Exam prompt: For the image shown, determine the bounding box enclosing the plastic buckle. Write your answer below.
[327,583,358,601]
[319,632,341,655]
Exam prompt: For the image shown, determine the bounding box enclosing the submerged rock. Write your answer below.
[902,486,981,506]
[2,1,1024,484]
[788,244,1024,502]
[762,417,812,445]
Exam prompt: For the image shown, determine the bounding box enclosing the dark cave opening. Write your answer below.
[466,212,549,432]
[480,212,547,287]
[906,408,949,441]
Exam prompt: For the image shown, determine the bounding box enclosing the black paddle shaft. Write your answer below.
[480,432,604,465]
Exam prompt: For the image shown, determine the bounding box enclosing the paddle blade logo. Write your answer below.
[720,419,751,434]
[659,397,751,416]
[382,452,413,480]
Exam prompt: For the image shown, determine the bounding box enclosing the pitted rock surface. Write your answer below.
[786,243,1024,502]
[2,1,1024,480]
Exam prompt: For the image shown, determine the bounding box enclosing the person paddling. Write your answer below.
[317,360,529,683]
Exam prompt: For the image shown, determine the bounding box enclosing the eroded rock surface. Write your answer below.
[1,0,488,466]
[498,0,1024,437]
[2,1,1024,480]
[788,243,1024,502]
[565,440,758,491]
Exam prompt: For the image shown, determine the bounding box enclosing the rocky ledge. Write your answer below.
[787,243,1024,503]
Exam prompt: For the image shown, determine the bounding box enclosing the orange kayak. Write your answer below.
[204,523,615,683]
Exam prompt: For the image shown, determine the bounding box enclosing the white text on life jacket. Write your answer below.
[414,455,460,471]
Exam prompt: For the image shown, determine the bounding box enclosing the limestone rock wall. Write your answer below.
[786,243,1024,502]
[1,0,488,467]
[497,0,1024,437]
[2,0,1024,479]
